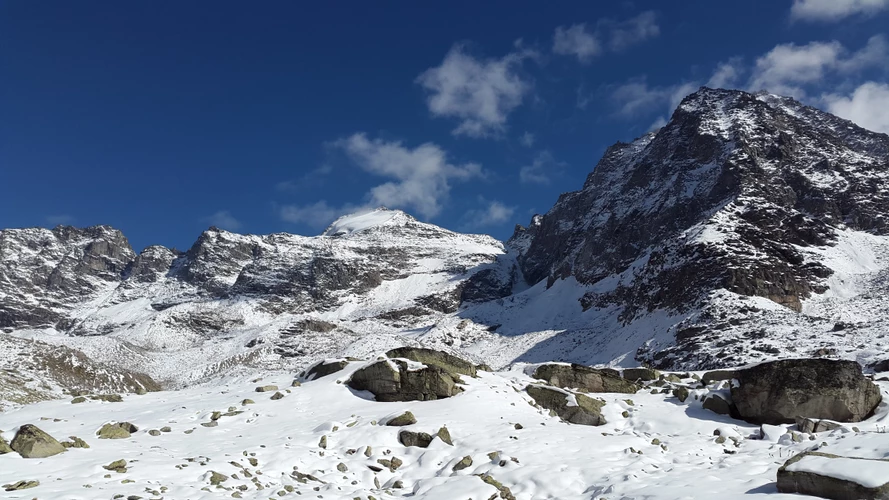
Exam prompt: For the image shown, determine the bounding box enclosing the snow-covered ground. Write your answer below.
[2,360,888,499]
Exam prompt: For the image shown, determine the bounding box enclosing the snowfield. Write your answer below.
[2,360,889,500]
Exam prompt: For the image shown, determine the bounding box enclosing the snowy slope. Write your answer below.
[1,358,888,499]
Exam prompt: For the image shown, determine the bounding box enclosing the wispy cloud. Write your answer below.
[416,43,536,138]
[552,11,659,64]
[707,57,745,89]
[46,214,76,226]
[519,131,535,148]
[790,0,889,22]
[463,199,516,228]
[280,134,484,228]
[276,164,333,192]
[203,210,242,231]
[520,151,566,185]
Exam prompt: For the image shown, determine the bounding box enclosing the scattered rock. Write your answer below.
[97,422,138,439]
[702,394,736,417]
[10,424,66,458]
[103,459,128,473]
[377,457,403,472]
[701,370,738,385]
[478,474,516,500]
[453,455,473,471]
[398,430,443,448]
[270,392,284,400]
[208,471,229,486]
[730,359,881,424]
[319,435,327,449]
[254,385,278,393]
[71,396,87,404]
[148,429,161,436]
[672,386,690,402]
[201,421,218,428]
[337,463,348,473]
[532,363,638,393]
[347,359,464,402]
[386,411,417,426]
[291,380,301,387]
[777,451,889,499]
[0,435,12,454]
[797,417,842,434]
[436,426,453,445]
[160,426,172,432]
[60,436,89,449]
[525,384,606,426]
[241,399,255,405]
[3,480,39,491]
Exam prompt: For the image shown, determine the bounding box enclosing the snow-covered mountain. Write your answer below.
[3,87,889,401]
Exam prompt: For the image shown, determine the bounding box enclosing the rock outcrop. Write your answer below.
[730,359,881,424]
[533,363,638,394]
[526,384,607,426]
[9,424,66,458]
[347,359,464,402]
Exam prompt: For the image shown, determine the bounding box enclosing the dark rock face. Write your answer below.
[533,363,638,394]
[702,394,737,417]
[525,385,606,426]
[777,451,889,500]
[730,359,881,424]
[347,359,464,402]
[303,359,351,381]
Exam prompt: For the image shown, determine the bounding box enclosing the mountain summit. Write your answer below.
[2,88,889,400]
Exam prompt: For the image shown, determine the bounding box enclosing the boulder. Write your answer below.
[347,359,463,402]
[9,424,66,458]
[254,385,278,393]
[385,411,417,426]
[0,434,12,454]
[398,427,452,448]
[622,367,661,381]
[96,422,138,439]
[385,347,477,377]
[525,384,606,426]
[453,455,473,471]
[730,359,881,425]
[701,369,738,385]
[702,394,737,417]
[533,363,638,394]
[777,451,889,499]
[303,359,350,381]
[103,459,128,473]
[3,480,39,491]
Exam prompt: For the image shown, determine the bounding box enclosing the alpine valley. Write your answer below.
[2,87,889,500]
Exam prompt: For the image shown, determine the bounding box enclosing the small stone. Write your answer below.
[149,429,161,436]
[386,411,417,427]
[160,426,172,433]
[96,422,138,440]
[3,480,40,491]
[103,459,128,473]
[291,380,301,387]
[241,399,255,405]
[209,471,229,486]
[255,385,278,393]
[270,392,284,400]
[337,463,348,472]
[452,455,473,471]
[71,396,87,404]
[318,435,327,449]
[513,423,523,430]
[201,421,218,428]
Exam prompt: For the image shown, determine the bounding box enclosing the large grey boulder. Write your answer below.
[777,451,889,499]
[385,347,477,377]
[303,359,350,381]
[9,424,66,458]
[347,359,463,402]
[533,363,638,394]
[526,384,606,426]
[730,359,881,424]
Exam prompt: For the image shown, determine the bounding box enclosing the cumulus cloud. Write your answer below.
[552,11,659,63]
[823,81,889,133]
[416,44,534,138]
[607,11,660,51]
[790,0,889,22]
[747,36,888,97]
[280,134,483,228]
[204,210,242,231]
[464,199,516,228]
[520,151,566,185]
[553,24,601,63]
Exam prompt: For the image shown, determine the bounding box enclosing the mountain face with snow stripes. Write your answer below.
[2,87,889,399]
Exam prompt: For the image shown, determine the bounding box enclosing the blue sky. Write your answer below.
[2,1,888,251]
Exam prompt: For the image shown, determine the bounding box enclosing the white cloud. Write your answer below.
[791,0,889,22]
[46,214,76,226]
[280,134,483,228]
[707,58,744,89]
[553,24,601,63]
[204,210,242,231]
[607,11,660,51]
[276,164,333,192]
[520,151,566,185]
[823,81,889,133]
[748,36,888,97]
[464,200,516,227]
[519,131,535,148]
[416,44,534,138]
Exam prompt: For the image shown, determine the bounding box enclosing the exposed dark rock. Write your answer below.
[622,368,662,381]
[730,359,881,424]
[385,347,478,377]
[304,359,350,380]
[702,394,737,417]
[385,411,417,427]
[10,424,66,458]
[532,363,638,394]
